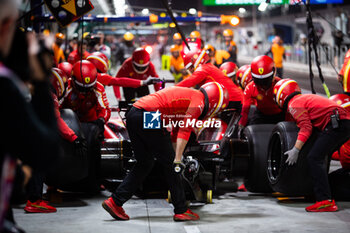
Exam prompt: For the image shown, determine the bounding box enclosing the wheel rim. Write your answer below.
[267,132,283,184]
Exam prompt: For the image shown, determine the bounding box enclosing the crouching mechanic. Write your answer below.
[177,48,243,112]
[328,94,350,200]
[113,48,161,102]
[102,82,229,221]
[87,52,160,88]
[239,55,282,128]
[273,79,350,212]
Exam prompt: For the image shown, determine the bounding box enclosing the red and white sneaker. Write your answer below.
[24,200,57,213]
[102,197,129,220]
[305,200,338,212]
[173,209,200,221]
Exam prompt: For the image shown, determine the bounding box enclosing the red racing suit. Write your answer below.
[177,62,243,103]
[287,94,350,143]
[239,77,281,126]
[113,57,161,98]
[53,93,77,142]
[67,50,91,65]
[339,49,350,78]
[61,80,111,123]
[97,73,143,88]
[134,86,205,142]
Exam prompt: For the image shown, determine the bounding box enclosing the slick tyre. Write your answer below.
[244,124,274,193]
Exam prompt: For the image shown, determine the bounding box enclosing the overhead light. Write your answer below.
[230,16,240,26]
[124,5,129,9]
[258,2,268,12]
[239,8,246,14]
[113,0,126,16]
[189,8,197,15]
[97,0,112,15]
[142,8,149,15]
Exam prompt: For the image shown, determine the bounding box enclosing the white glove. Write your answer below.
[284,147,300,165]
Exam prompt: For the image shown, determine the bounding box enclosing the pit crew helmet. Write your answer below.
[251,55,275,90]
[58,62,73,79]
[329,94,350,110]
[200,82,229,119]
[190,30,201,39]
[132,48,150,74]
[173,33,181,40]
[273,79,301,108]
[236,65,252,89]
[123,32,134,41]
[219,62,238,80]
[182,48,209,71]
[223,29,234,37]
[51,68,68,99]
[87,52,109,73]
[71,60,97,92]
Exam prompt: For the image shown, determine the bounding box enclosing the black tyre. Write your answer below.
[244,124,275,193]
[267,122,320,196]
[46,109,88,186]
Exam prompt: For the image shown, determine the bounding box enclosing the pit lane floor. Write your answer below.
[13,61,350,233]
[13,187,350,233]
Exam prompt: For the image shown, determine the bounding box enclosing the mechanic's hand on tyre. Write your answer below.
[142,77,161,86]
[173,160,185,173]
[74,137,87,157]
[284,147,300,165]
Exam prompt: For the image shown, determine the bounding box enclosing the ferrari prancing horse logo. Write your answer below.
[85,77,91,83]
[258,68,264,75]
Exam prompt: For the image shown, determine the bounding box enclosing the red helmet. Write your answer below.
[273,79,301,108]
[51,68,67,99]
[182,48,209,71]
[200,82,229,119]
[342,60,350,93]
[87,52,109,73]
[329,94,350,110]
[251,55,275,89]
[71,60,98,92]
[239,65,253,89]
[132,48,150,74]
[58,62,73,79]
[220,62,238,79]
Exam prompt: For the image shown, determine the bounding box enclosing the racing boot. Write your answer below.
[173,209,200,221]
[305,200,338,212]
[24,200,57,213]
[102,197,129,220]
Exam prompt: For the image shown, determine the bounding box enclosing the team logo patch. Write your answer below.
[223,69,227,75]
[194,54,198,59]
[239,73,243,77]
[258,68,264,75]
[139,59,144,64]
[274,88,277,94]
[257,94,263,101]
[85,77,90,83]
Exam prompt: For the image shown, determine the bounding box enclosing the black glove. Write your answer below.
[142,77,161,86]
[74,137,87,157]
[173,161,185,173]
[94,118,105,133]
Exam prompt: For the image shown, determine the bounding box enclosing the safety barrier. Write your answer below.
[237,43,349,70]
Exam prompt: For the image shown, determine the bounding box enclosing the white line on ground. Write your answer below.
[184,226,201,233]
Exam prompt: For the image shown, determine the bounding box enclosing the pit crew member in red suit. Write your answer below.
[61,60,111,134]
[177,48,243,112]
[113,48,161,102]
[273,79,350,212]
[239,55,282,127]
[67,40,91,65]
[102,82,229,221]
[86,52,160,88]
